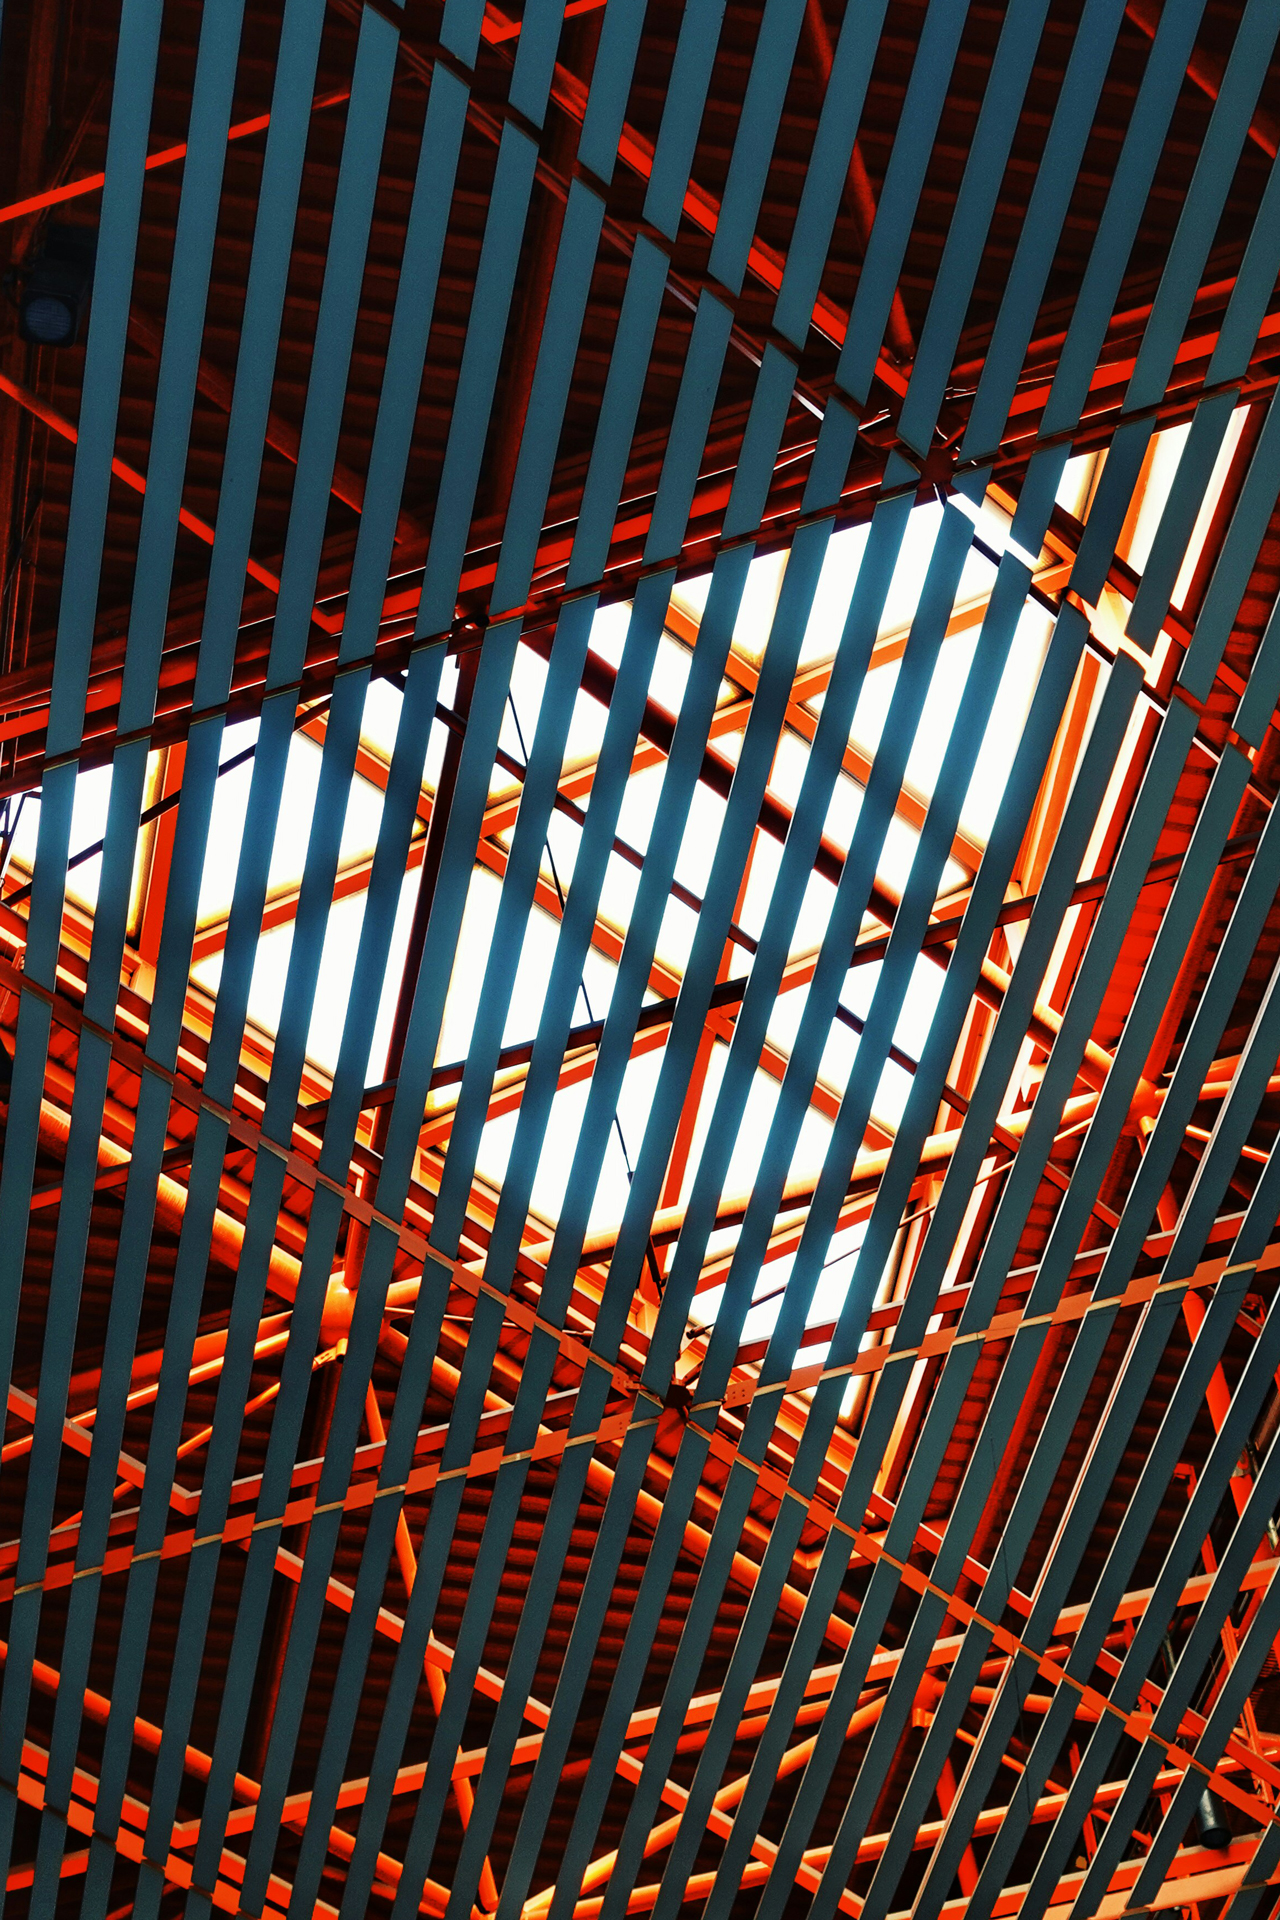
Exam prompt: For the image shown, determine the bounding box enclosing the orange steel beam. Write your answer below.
[581,1822,1268,1919]
[12,1405,1274,1903]
[10,710,890,1175]
[124,304,427,543]
[665,596,988,877]
[573,1091,1101,1265]
[16,1071,305,1295]
[712,1217,1270,1452]
[1,1636,415,1919]
[135,739,185,968]
[5,1353,842,1646]
[212,1550,852,1895]
[1123,0,1280,157]
[656,1017,721,1282]
[10,1745,296,1920]
[6,33,1279,1920]
[2,1325,292,1522]
[7,741,1258,1896]
[244,1305,1280,1832]
[687,1419,1280,1820]
[0,276,1266,809]
[267,1530,849,1760]
[381,0,907,404]
[798,0,913,364]
[573,1028,1268,1295]
[360,1386,503,1912]
[0,88,353,227]
[518,624,908,934]
[0,942,579,1335]
[533,1696,890,1920]
[27,1178,1251,1605]
[25,967,1266,1551]
[0,368,343,634]
[188,832,429,965]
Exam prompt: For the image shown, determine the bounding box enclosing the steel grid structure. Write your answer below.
[3,1,1280,1918]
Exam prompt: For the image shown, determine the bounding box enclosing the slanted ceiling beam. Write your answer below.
[5,2,1280,1918]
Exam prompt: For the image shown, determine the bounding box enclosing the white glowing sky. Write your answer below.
[9,427,1241,1344]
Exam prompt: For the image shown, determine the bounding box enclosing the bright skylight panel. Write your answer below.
[577,941,619,1026]
[877,813,925,898]
[309,736,386,866]
[763,943,945,1124]
[194,728,388,937]
[584,599,634,669]
[695,1048,835,1211]
[669,548,789,664]
[672,1043,762,1204]
[895,952,946,1057]
[554,676,609,774]
[421,706,453,796]
[865,498,998,645]
[1171,404,1248,607]
[848,618,993,786]
[821,773,863,855]
[695,1223,870,1352]
[438,651,460,712]
[763,966,866,1103]
[614,760,664,859]
[358,675,405,764]
[903,634,981,797]
[712,725,745,769]
[474,1043,662,1230]
[364,865,418,1085]
[501,902,566,1044]
[1056,449,1104,521]
[781,983,862,1101]
[766,730,811,811]
[307,888,400,1077]
[761,971,810,1059]
[668,573,709,630]
[195,923,292,1062]
[836,571,1049,859]
[653,892,700,973]
[499,901,619,1048]
[731,550,789,660]
[738,838,838,954]
[692,1276,786,1348]
[797,522,872,668]
[871,1057,914,1130]
[9,761,118,913]
[491,648,548,799]
[821,956,947,1130]
[432,863,503,1067]
[807,1229,867,1324]
[194,719,260,923]
[841,958,878,1023]
[873,503,941,638]
[414,653,462,796]
[947,492,1042,573]
[1122,423,1190,574]
[958,604,1054,842]
[541,803,581,893]
[648,631,695,714]
[692,1240,859,1349]
[672,781,727,898]
[595,843,643,934]
[191,865,414,1083]
[846,654,897,759]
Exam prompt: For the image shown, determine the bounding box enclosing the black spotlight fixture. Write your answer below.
[17,222,96,347]
[1194,1787,1231,1851]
